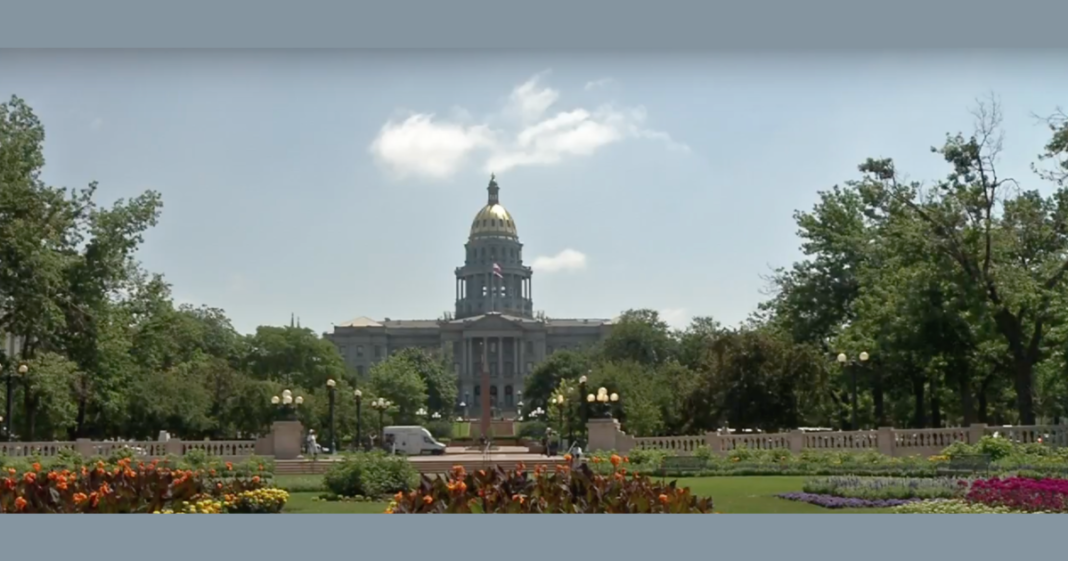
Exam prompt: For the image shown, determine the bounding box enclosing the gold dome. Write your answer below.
[470,204,518,238]
[469,174,518,239]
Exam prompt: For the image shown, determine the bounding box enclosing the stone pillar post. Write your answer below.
[271,420,304,460]
[877,426,895,456]
[968,423,987,445]
[587,418,621,453]
[788,430,805,454]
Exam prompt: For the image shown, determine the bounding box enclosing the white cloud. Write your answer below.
[658,308,690,331]
[584,78,614,91]
[369,115,495,180]
[531,249,588,274]
[369,72,687,180]
[90,117,104,130]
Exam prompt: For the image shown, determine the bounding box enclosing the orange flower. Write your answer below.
[478,489,486,497]
[478,470,486,477]
[563,454,573,462]
[32,462,41,472]
[457,481,467,493]
[4,478,16,490]
[225,462,233,471]
[252,476,261,484]
[422,495,433,505]
[89,492,100,507]
[516,462,526,471]
[217,482,224,490]
[6,468,15,476]
[591,457,602,464]
[209,469,216,476]
[512,494,525,504]
[23,472,36,484]
[658,494,669,504]
[99,482,112,495]
[622,456,629,463]
[610,454,622,466]
[47,471,58,481]
[73,492,88,504]
[56,481,68,491]
[14,497,27,511]
[394,491,405,502]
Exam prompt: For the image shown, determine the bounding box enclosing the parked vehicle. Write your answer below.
[382,426,447,456]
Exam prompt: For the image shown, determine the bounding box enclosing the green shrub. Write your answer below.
[425,420,453,441]
[517,421,549,440]
[323,451,419,499]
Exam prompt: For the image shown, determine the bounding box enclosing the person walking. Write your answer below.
[306,429,319,460]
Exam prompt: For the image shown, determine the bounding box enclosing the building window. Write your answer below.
[489,341,497,353]
[504,385,514,407]
[504,362,514,377]
[490,363,498,378]
[453,362,460,374]
[489,385,498,407]
[525,341,534,355]
[356,345,364,357]
[356,365,364,377]
[375,346,382,358]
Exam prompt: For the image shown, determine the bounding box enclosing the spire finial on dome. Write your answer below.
[487,173,500,205]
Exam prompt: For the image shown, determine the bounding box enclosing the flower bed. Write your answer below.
[388,457,715,514]
[0,458,283,513]
[964,476,1068,513]
[891,499,1047,514]
[802,476,966,501]
[776,492,918,509]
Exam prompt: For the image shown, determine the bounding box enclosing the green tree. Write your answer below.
[523,350,591,410]
[368,354,428,423]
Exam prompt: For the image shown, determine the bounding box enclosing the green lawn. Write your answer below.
[275,474,890,514]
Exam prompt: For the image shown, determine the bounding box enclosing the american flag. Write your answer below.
[492,263,503,278]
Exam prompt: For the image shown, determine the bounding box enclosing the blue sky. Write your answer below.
[3,51,1067,335]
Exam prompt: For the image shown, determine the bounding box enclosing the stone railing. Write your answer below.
[588,419,1068,457]
[0,420,310,461]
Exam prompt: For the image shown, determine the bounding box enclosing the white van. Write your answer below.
[383,426,447,456]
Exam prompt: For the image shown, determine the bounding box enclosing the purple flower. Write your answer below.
[777,492,919,509]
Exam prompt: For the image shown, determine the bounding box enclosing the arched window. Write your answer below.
[489,385,498,406]
[504,385,514,407]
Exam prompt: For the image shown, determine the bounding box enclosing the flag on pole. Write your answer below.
[492,263,503,278]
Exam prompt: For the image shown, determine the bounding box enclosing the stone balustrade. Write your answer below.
[0,420,308,461]
[587,418,1068,457]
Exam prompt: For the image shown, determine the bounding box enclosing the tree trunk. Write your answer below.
[872,367,886,426]
[959,376,975,426]
[930,374,942,428]
[1012,356,1037,425]
[912,377,927,429]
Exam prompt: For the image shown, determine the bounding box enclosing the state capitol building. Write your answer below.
[323,176,614,414]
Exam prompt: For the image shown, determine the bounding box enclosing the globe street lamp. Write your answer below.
[551,393,567,447]
[354,389,363,451]
[590,387,620,419]
[326,379,337,454]
[517,400,525,420]
[371,398,390,445]
[2,363,27,441]
[271,389,303,421]
[837,351,870,431]
[460,400,467,420]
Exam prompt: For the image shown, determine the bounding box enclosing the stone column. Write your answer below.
[271,420,304,460]
[587,418,621,453]
[497,336,504,380]
[878,426,895,456]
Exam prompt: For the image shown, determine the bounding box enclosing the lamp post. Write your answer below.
[552,393,567,445]
[837,351,870,431]
[270,389,303,422]
[579,373,589,443]
[2,363,27,441]
[354,389,363,451]
[326,379,337,454]
[371,398,390,444]
[517,400,524,420]
[460,400,467,420]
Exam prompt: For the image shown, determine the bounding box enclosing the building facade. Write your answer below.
[324,176,613,414]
